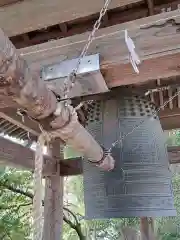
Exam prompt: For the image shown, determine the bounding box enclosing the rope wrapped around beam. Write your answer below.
[0,28,115,169]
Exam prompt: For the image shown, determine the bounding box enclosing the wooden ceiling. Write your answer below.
[0,0,178,48]
[0,0,22,7]
[0,0,143,37]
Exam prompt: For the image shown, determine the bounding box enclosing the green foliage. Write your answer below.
[0,167,32,239]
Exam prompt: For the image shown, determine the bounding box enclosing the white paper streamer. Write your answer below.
[125,29,141,74]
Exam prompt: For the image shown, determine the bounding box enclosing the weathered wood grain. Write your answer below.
[19,10,180,91]
[0,0,141,37]
[10,0,180,48]
[43,141,63,240]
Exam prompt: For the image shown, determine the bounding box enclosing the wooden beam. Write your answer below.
[160,107,180,130]
[0,0,140,37]
[167,146,180,164]
[1,135,180,176]
[19,10,180,93]
[10,0,180,48]
[140,218,155,240]
[43,141,63,240]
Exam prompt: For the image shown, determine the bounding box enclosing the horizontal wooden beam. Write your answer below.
[19,10,180,93]
[1,0,140,37]
[159,107,180,130]
[1,135,180,176]
[11,0,180,48]
[0,135,82,176]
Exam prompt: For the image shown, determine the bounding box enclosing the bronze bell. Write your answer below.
[83,91,176,219]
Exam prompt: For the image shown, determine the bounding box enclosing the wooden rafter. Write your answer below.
[0,0,140,37]
[19,9,180,93]
[10,0,180,48]
[43,141,64,240]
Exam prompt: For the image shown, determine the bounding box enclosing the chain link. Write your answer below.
[62,0,112,100]
[108,88,180,152]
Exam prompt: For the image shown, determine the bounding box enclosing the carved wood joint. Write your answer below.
[43,157,60,177]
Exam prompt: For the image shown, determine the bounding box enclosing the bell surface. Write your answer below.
[83,92,176,219]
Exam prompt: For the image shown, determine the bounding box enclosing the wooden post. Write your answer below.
[43,140,64,240]
[140,217,155,240]
[121,227,139,240]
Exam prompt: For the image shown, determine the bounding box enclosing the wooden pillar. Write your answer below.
[140,217,155,240]
[121,227,139,240]
[43,140,64,240]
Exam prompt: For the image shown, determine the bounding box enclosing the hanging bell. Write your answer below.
[83,90,176,219]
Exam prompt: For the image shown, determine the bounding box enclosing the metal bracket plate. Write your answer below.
[41,54,109,99]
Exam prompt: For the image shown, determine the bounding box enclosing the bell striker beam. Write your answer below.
[0,28,114,171]
[43,140,64,240]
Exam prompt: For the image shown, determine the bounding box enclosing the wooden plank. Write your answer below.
[11,0,180,48]
[160,115,180,130]
[168,146,180,164]
[0,135,56,174]
[43,141,63,240]
[19,10,180,92]
[1,28,115,172]
[0,0,140,37]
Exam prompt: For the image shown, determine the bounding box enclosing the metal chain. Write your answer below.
[108,88,180,152]
[62,0,112,101]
